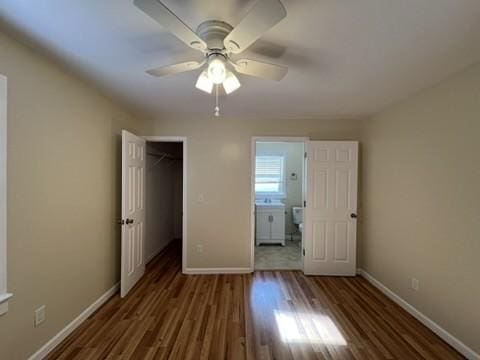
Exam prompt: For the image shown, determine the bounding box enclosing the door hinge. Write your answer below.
[304,200,306,207]
[304,152,307,159]
[303,248,305,256]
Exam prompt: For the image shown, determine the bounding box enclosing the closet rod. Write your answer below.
[147,151,182,171]
[147,152,182,161]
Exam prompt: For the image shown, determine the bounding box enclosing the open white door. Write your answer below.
[121,130,146,297]
[304,141,358,276]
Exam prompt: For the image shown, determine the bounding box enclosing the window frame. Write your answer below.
[255,152,287,199]
[0,74,11,314]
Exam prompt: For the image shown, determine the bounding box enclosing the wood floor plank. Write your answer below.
[47,241,464,359]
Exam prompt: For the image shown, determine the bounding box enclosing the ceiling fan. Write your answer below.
[133,0,288,115]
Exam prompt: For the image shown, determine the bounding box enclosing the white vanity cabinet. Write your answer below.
[255,204,285,246]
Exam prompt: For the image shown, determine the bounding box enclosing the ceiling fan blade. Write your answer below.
[146,60,205,77]
[134,0,207,52]
[231,59,288,81]
[223,0,286,54]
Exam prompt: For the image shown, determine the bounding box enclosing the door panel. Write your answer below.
[121,130,146,297]
[312,220,327,261]
[255,210,271,242]
[270,210,285,240]
[313,169,328,209]
[333,221,348,261]
[304,141,358,276]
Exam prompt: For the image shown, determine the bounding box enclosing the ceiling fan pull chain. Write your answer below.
[214,84,220,117]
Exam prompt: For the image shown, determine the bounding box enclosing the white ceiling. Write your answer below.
[1,0,480,119]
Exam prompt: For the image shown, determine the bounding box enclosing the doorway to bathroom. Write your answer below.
[251,137,307,270]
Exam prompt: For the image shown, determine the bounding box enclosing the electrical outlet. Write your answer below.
[411,278,420,291]
[34,305,46,327]
[196,244,204,253]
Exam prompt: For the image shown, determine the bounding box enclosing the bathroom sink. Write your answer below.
[255,200,284,207]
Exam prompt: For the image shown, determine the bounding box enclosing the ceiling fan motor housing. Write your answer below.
[134,0,288,94]
[196,20,234,53]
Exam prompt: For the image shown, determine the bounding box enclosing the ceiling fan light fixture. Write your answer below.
[208,57,227,84]
[134,0,289,115]
[195,70,213,94]
[223,72,241,94]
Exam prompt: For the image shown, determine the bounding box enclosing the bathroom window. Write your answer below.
[255,155,286,197]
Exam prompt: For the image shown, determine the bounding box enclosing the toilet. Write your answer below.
[292,206,303,233]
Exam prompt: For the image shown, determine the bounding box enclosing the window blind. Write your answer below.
[255,156,285,194]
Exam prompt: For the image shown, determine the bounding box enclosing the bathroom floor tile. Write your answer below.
[254,240,302,270]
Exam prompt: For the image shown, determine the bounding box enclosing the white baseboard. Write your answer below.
[146,250,160,264]
[184,267,252,275]
[146,246,165,264]
[146,239,179,264]
[28,283,119,360]
[357,269,479,360]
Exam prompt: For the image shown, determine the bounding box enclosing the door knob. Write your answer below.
[126,218,134,224]
[350,213,357,219]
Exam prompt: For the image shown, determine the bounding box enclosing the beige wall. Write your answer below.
[361,63,480,354]
[2,13,478,358]
[0,31,146,359]
[144,117,362,269]
[256,141,304,235]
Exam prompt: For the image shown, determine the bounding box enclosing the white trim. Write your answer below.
[253,136,310,142]
[145,239,176,264]
[0,293,12,315]
[28,283,119,360]
[145,248,161,264]
[0,75,8,309]
[250,137,309,272]
[0,293,12,303]
[358,269,479,360]
[143,136,186,142]
[184,268,252,275]
[142,136,187,274]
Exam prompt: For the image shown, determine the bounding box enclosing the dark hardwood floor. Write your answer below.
[48,242,463,359]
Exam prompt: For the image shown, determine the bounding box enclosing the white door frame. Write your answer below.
[0,75,12,312]
[143,136,187,274]
[250,136,309,272]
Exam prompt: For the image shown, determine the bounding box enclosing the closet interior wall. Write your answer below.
[145,142,183,262]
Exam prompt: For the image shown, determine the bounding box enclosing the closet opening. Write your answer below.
[145,140,184,268]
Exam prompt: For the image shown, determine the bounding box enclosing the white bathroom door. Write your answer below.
[304,141,358,276]
[121,130,146,297]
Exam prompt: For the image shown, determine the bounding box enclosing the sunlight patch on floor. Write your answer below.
[274,310,347,346]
